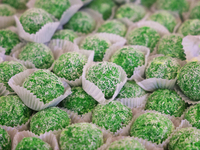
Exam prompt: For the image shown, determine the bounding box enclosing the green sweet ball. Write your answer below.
[110,46,145,78]
[115,4,146,22]
[0,4,16,16]
[107,137,146,150]
[59,123,103,150]
[20,8,53,34]
[19,43,54,69]
[64,11,96,34]
[0,95,32,127]
[30,107,71,135]
[145,56,181,80]
[53,52,87,81]
[23,70,65,104]
[149,11,177,33]
[127,26,160,53]
[97,20,127,37]
[61,87,98,115]
[0,61,26,92]
[130,112,174,144]
[0,29,20,55]
[51,29,78,42]
[156,0,189,14]
[116,81,147,99]
[86,62,121,99]
[87,0,115,20]
[15,137,52,150]
[0,127,11,150]
[92,101,132,133]
[35,0,70,19]
[2,0,29,9]
[168,127,200,150]
[80,35,111,62]
[178,19,200,36]
[189,2,200,20]
[177,61,200,101]
[157,34,186,60]
[141,0,157,8]
[145,89,186,117]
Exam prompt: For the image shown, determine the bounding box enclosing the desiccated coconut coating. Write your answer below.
[110,46,145,78]
[20,8,53,34]
[0,127,11,150]
[141,0,156,8]
[19,43,54,69]
[59,123,103,150]
[127,26,160,53]
[145,56,181,80]
[0,4,16,16]
[130,112,174,144]
[23,70,65,104]
[86,62,122,99]
[30,107,71,135]
[92,101,132,133]
[189,2,200,19]
[0,95,32,127]
[51,29,78,42]
[53,52,87,81]
[2,0,29,9]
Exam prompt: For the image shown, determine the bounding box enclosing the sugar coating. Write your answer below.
[87,0,115,20]
[141,0,157,8]
[20,8,53,34]
[149,11,177,33]
[177,61,200,101]
[189,2,200,19]
[51,29,78,42]
[145,56,181,80]
[23,70,64,104]
[80,35,111,62]
[0,61,25,92]
[116,81,147,99]
[115,4,146,22]
[19,43,54,69]
[178,19,200,36]
[97,20,127,37]
[59,123,103,150]
[0,95,32,127]
[157,34,186,60]
[53,52,87,81]
[145,89,186,117]
[30,107,71,135]
[0,29,20,55]
[15,137,52,150]
[130,112,174,144]
[61,87,98,115]
[64,11,96,34]
[0,127,11,150]
[168,127,200,150]
[0,4,16,16]
[127,26,160,53]
[2,0,29,9]
[106,137,146,150]
[86,62,121,99]
[92,101,132,133]
[111,46,145,78]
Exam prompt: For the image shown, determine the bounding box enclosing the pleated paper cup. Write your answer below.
[0,56,3,63]
[82,0,93,6]
[12,131,59,150]
[0,42,26,56]
[0,47,5,55]
[8,69,72,111]
[6,26,18,34]
[0,16,15,29]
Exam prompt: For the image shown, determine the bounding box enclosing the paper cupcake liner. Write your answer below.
[82,0,93,6]
[0,16,15,29]
[5,26,18,34]
[12,131,59,150]
[0,46,5,54]
[0,56,3,63]
[0,42,26,56]
[8,69,72,111]
[14,16,60,43]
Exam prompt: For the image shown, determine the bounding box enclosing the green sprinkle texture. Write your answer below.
[20,8,53,34]
[189,2,200,19]
[2,0,29,9]
[141,0,157,8]
[0,4,16,16]
[127,26,160,53]
[30,107,71,135]
[51,29,78,42]
[0,127,11,150]
[0,95,32,127]
[130,112,174,144]
[145,56,181,80]
[59,123,103,150]
[92,101,132,133]
[23,70,64,104]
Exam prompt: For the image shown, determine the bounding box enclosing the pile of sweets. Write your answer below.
[1,0,200,149]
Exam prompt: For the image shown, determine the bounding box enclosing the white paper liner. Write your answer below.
[8,69,72,111]
[0,47,5,55]
[0,42,26,56]
[0,56,3,63]
[14,15,60,43]
[12,131,59,150]
[0,16,15,29]
[6,26,18,34]
[82,0,93,6]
